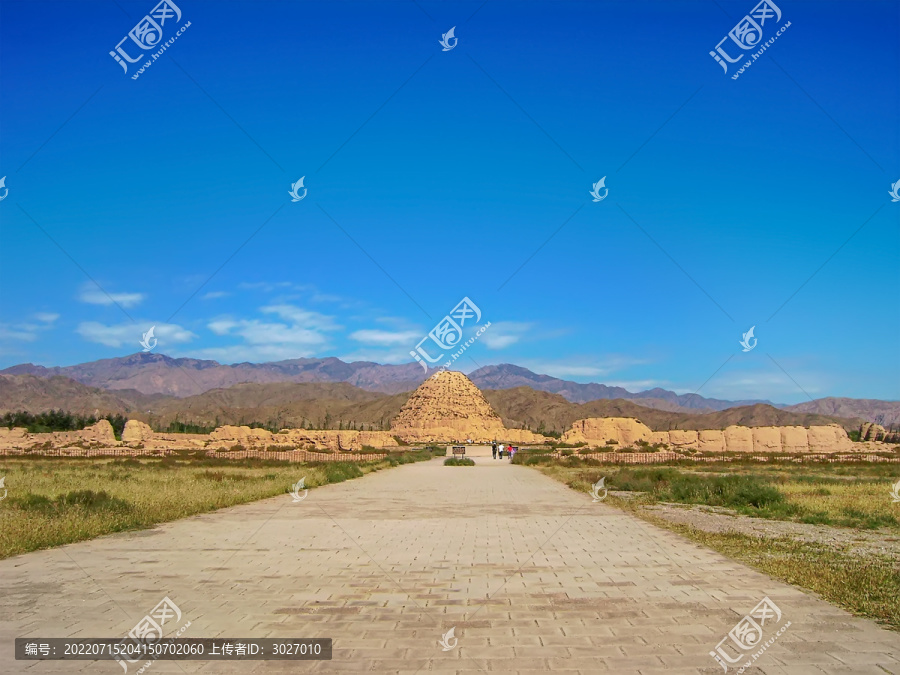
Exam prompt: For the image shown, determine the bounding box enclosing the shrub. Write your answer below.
[444,458,475,466]
[608,469,794,517]
[321,462,364,483]
[11,490,132,514]
[513,453,554,465]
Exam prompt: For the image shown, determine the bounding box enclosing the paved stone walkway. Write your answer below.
[1,458,898,674]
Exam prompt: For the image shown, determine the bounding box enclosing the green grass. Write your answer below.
[0,449,439,559]
[534,463,900,529]
[444,457,475,466]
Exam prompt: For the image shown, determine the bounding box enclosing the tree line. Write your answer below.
[2,410,128,438]
[3,409,392,436]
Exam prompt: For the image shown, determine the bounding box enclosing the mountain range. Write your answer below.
[0,374,867,434]
[2,353,898,426]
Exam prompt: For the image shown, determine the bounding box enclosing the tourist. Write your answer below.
[499,443,505,458]
[492,441,497,459]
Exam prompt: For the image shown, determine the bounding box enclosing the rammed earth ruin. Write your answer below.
[0,371,889,455]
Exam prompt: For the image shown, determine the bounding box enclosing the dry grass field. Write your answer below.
[0,449,438,560]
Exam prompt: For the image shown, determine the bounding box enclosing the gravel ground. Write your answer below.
[640,501,900,559]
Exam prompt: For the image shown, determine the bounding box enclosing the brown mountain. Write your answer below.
[784,398,900,428]
[470,364,767,411]
[141,382,409,431]
[483,387,863,433]
[0,375,862,434]
[0,354,762,412]
[3,355,894,425]
[0,375,163,415]
[3,353,425,397]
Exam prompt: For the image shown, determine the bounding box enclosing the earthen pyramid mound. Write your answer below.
[390,371,543,443]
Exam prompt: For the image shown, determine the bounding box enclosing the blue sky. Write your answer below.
[0,0,898,403]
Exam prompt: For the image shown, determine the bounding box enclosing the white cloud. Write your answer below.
[261,304,339,331]
[208,319,238,335]
[349,328,421,346]
[218,320,330,347]
[193,303,340,363]
[678,364,825,403]
[77,283,144,308]
[238,281,293,292]
[0,314,60,343]
[521,355,653,379]
[77,321,196,348]
[480,322,532,350]
[201,291,230,300]
[0,324,38,342]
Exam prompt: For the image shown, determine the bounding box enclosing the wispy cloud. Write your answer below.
[522,355,652,379]
[0,324,39,342]
[0,313,61,343]
[349,328,422,346]
[201,291,230,300]
[238,281,294,292]
[261,304,340,331]
[480,322,532,350]
[191,303,340,363]
[77,282,144,308]
[77,321,196,348]
[693,367,820,403]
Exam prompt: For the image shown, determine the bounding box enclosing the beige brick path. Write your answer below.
[1,457,898,674]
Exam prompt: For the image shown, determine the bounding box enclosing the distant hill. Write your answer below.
[0,375,163,415]
[143,382,410,431]
[482,387,863,434]
[785,398,900,428]
[3,353,424,397]
[469,364,770,411]
[2,354,895,424]
[0,374,862,434]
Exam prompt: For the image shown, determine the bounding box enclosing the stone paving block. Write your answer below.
[1,459,898,674]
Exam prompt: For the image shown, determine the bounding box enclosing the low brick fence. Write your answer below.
[209,449,389,462]
[554,451,900,464]
[0,447,390,462]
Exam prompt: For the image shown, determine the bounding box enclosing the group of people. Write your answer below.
[491,441,516,460]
